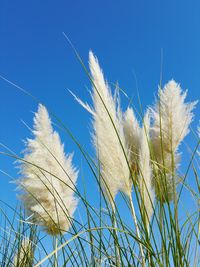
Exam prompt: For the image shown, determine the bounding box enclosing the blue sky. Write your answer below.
[0,0,200,237]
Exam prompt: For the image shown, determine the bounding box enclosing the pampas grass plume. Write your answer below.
[139,110,154,226]
[151,80,196,154]
[151,80,197,202]
[89,51,131,203]
[123,107,141,183]
[17,104,78,235]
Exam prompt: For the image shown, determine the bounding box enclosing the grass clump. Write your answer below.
[0,50,199,267]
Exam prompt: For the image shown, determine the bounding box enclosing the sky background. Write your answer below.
[0,0,200,240]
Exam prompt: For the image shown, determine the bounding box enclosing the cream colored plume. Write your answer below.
[151,80,197,201]
[17,104,78,235]
[138,110,154,225]
[151,80,196,156]
[89,51,131,203]
[123,107,141,183]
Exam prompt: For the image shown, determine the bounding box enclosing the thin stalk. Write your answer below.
[54,236,58,267]
[129,192,145,267]
[112,205,120,266]
[159,202,167,266]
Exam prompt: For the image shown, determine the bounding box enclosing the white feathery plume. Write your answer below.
[89,51,131,203]
[151,80,196,156]
[138,110,155,226]
[17,104,78,235]
[151,80,197,201]
[89,52,146,264]
[123,107,141,183]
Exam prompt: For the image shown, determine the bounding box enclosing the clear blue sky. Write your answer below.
[0,0,200,227]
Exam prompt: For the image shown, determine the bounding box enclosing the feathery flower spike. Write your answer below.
[138,110,154,226]
[123,107,141,184]
[151,80,197,202]
[89,51,131,204]
[17,104,78,235]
